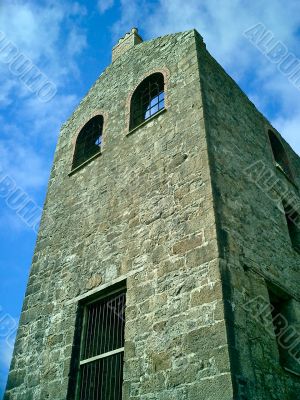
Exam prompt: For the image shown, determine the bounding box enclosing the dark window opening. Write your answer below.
[268,130,293,181]
[268,287,300,375]
[72,115,103,169]
[76,289,126,400]
[283,200,300,253]
[130,72,165,130]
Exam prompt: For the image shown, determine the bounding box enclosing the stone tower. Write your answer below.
[4,28,300,400]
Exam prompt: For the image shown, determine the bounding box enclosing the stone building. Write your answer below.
[4,28,300,400]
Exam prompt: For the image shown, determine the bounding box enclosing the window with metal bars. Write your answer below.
[76,289,126,400]
[72,115,103,170]
[130,72,165,131]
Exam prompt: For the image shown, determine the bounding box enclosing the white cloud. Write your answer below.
[273,114,300,153]
[0,318,18,369]
[0,80,16,107]
[112,0,300,155]
[0,312,18,395]
[98,0,115,14]
[0,332,17,394]
[0,1,88,87]
[0,1,87,233]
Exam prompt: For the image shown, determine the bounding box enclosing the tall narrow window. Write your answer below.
[268,287,300,375]
[283,200,300,253]
[72,115,103,169]
[268,130,293,181]
[130,72,165,130]
[76,289,126,400]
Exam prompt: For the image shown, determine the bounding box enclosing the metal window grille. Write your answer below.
[73,115,103,169]
[76,290,126,400]
[130,72,165,130]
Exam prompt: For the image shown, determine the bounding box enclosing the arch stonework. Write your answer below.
[266,126,294,182]
[70,110,109,170]
[124,67,170,134]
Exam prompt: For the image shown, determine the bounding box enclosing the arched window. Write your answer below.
[268,130,293,180]
[72,115,103,169]
[130,72,165,130]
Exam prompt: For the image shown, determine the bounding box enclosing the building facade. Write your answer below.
[4,28,300,400]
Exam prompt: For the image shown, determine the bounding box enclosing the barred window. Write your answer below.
[72,115,103,169]
[268,130,293,181]
[76,289,126,400]
[130,72,165,130]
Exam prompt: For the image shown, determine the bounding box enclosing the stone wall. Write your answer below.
[197,34,300,399]
[6,27,299,400]
[5,30,234,400]
[112,28,143,62]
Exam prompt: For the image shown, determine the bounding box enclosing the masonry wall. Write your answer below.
[5,31,234,400]
[197,35,300,399]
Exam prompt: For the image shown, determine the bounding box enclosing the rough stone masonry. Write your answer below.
[4,28,300,400]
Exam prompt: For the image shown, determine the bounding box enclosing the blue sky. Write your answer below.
[0,0,300,395]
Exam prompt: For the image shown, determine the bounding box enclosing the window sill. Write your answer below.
[275,163,298,189]
[68,151,101,176]
[127,108,167,136]
[283,366,300,378]
[292,244,300,255]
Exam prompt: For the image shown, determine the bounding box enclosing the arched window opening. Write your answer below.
[268,130,293,180]
[72,115,103,169]
[130,72,165,130]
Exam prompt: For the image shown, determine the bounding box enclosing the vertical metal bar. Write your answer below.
[85,305,92,359]
[93,303,99,358]
[92,360,97,400]
[100,358,104,400]
[88,305,96,358]
[88,307,95,399]
[111,355,113,400]
[114,355,116,400]
[90,361,94,400]
[99,300,105,354]
[112,296,116,353]
[118,296,122,348]
[83,306,91,359]
[110,354,114,400]
[120,353,123,400]
[104,298,110,353]
[98,359,101,400]
[107,301,113,399]
[83,365,89,400]
[95,359,99,400]
[121,294,125,346]
[118,353,123,400]
[93,303,98,359]
[96,301,103,357]
[89,362,92,400]
[106,356,109,400]
[103,356,107,400]
[79,366,85,400]
[87,362,91,400]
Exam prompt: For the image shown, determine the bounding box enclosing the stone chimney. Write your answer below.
[112,28,143,62]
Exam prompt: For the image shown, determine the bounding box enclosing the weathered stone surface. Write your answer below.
[85,273,102,290]
[196,35,300,398]
[172,233,204,255]
[4,27,300,400]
